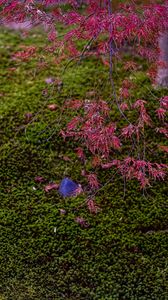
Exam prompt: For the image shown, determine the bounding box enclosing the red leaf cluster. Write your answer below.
[102,158,167,188]
[87,173,99,189]
[2,0,168,189]
[87,198,101,214]
[44,183,59,192]
[12,46,36,61]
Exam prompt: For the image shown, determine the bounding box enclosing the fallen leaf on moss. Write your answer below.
[45,77,54,84]
[24,112,33,123]
[47,104,57,111]
[44,183,59,192]
[34,176,45,183]
[75,216,89,228]
[158,145,168,153]
[60,209,66,215]
[87,198,101,214]
[63,156,71,161]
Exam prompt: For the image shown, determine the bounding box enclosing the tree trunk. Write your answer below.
[156,31,168,88]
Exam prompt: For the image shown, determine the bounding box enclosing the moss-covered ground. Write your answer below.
[0,28,168,300]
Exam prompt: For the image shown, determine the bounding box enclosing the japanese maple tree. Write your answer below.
[1,0,168,190]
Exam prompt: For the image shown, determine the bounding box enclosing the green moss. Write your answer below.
[0,29,168,300]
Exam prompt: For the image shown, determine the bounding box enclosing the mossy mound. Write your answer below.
[0,28,168,300]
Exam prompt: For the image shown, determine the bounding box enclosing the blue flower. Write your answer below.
[59,178,80,197]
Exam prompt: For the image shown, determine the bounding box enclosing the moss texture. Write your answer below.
[0,28,168,300]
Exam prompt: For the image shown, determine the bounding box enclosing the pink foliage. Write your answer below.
[120,87,130,99]
[120,103,129,111]
[156,108,166,120]
[156,126,168,138]
[34,176,45,183]
[159,145,168,153]
[47,104,57,111]
[121,124,136,139]
[75,216,89,228]
[87,173,99,189]
[124,61,138,71]
[87,198,101,214]
[65,99,83,110]
[160,96,168,110]
[63,100,121,157]
[2,0,168,189]
[102,158,167,188]
[12,46,36,61]
[75,147,85,160]
[44,183,59,192]
[2,0,168,60]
